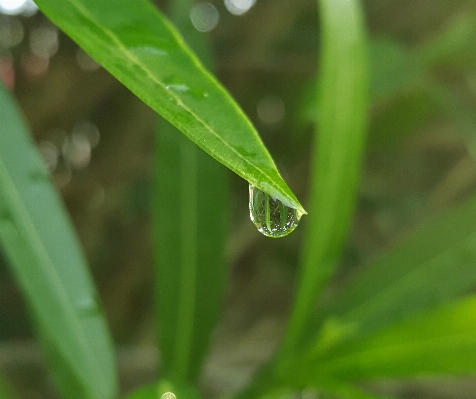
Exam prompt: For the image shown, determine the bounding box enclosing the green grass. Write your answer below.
[2,0,476,398]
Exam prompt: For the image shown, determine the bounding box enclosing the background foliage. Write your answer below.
[2,0,476,398]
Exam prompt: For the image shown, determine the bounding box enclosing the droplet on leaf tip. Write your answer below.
[249,184,302,238]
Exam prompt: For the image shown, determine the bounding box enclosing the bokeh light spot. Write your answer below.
[29,23,59,59]
[190,2,219,32]
[0,15,24,47]
[224,0,256,16]
[257,95,285,124]
[0,0,37,16]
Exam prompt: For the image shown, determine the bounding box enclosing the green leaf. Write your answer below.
[154,90,229,384]
[282,0,368,353]
[0,83,118,399]
[318,384,396,399]
[153,0,229,383]
[325,193,476,341]
[33,0,304,213]
[0,374,16,399]
[416,11,476,71]
[296,296,476,382]
[126,379,201,399]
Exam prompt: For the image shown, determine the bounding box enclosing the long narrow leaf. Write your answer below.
[0,83,117,399]
[33,0,304,213]
[293,296,476,383]
[154,0,229,383]
[325,193,476,340]
[282,0,368,353]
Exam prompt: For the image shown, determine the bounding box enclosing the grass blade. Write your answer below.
[325,193,476,341]
[0,83,117,399]
[33,0,304,213]
[295,296,476,382]
[282,0,368,353]
[154,0,229,383]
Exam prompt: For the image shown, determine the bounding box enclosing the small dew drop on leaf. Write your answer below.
[249,184,303,238]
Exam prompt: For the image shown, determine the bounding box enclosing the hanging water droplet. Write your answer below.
[249,184,303,238]
[161,393,176,399]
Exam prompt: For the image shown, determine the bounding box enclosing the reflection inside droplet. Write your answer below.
[249,185,303,238]
[161,393,176,399]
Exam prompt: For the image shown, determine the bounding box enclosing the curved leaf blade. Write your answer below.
[0,83,118,399]
[327,193,476,340]
[296,296,476,382]
[282,0,368,353]
[33,0,304,213]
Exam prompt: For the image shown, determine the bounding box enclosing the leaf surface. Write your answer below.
[295,296,476,382]
[326,194,476,340]
[282,0,368,352]
[0,83,117,399]
[153,0,229,383]
[33,0,304,212]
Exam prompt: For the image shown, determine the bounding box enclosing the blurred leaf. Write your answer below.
[318,384,395,399]
[153,0,229,383]
[34,0,304,213]
[417,11,476,71]
[295,296,476,382]
[0,374,16,399]
[0,83,117,399]
[282,0,368,353]
[324,193,476,341]
[429,83,476,155]
[126,379,201,399]
[369,86,438,147]
[369,38,420,101]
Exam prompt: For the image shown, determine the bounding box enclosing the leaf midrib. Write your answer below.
[62,0,300,209]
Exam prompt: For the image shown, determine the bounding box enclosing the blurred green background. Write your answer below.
[2,0,476,397]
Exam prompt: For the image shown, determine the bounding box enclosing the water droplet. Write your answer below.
[249,185,302,238]
[161,393,176,399]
